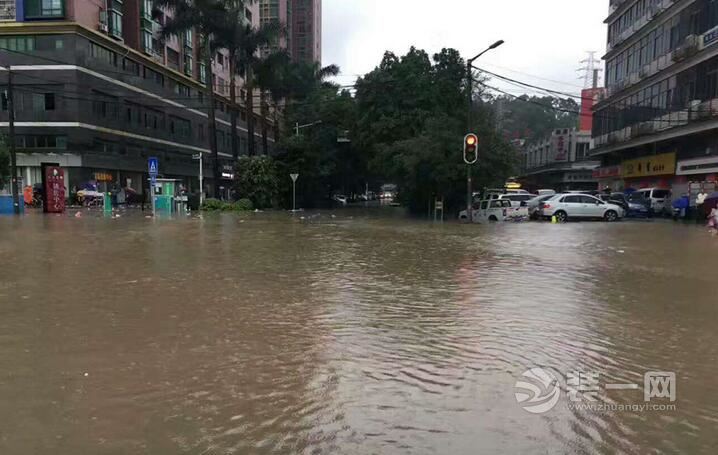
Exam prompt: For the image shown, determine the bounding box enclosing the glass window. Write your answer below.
[562,195,581,203]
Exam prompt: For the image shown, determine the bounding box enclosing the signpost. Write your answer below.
[192,153,203,206]
[148,157,158,217]
[290,173,299,212]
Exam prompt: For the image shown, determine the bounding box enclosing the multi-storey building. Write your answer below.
[520,128,599,192]
[258,0,321,64]
[0,0,272,199]
[592,0,718,197]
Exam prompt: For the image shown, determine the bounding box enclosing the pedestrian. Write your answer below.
[696,189,708,223]
[709,206,718,235]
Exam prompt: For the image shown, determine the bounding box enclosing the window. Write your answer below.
[108,0,123,39]
[169,115,191,138]
[19,135,67,149]
[92,91,119,118]
[580,196,600,204]
[44,93,55,110]
[0,36,36,51]
[144,66,164,86]
[562,195,581,204]
[1,90,7,111]
[167,48,180,71]
[90,42,117,66]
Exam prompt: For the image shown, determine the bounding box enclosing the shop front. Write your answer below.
[621,152,677,190]
[674,156,718,205]
[592,165,623,192]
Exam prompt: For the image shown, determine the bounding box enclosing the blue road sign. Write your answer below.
[148,157,159,177]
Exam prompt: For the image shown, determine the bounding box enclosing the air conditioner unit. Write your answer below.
[698,100,712,119]
[99,23,109,33]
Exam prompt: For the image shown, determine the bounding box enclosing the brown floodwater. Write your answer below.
[0,209,717,454]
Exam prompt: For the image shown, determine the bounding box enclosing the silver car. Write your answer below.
[540,193,625,222]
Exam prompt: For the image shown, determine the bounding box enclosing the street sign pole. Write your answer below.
[290,173,299,212]
[148,157,158,217]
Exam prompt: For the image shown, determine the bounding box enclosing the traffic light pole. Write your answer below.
[466,60,474,223]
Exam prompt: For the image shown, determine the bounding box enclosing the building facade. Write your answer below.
[259,0,321,64]
[592,0,718,198]
[520,128,599,192]
[0,0,273,199]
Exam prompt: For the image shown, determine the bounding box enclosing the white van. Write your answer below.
[634,188,671,216]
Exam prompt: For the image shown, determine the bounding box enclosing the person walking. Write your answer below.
[696,190,708,223]
[708,205,718,235]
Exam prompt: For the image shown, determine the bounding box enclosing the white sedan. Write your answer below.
[540,193,625,222]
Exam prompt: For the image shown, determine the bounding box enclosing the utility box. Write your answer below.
[151,179,181,216]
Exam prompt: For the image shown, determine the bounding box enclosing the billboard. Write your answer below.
[622,153,676,179]
[552,130,569,162]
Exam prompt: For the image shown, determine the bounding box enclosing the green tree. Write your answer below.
[492,94,579,141]
[233,155,280,209]
[152,0,228,198]
[354,47,518,213]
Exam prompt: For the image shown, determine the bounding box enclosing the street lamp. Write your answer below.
[295,120,323,136]
[465,40,504,222]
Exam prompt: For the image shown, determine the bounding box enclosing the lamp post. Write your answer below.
[294,120,323,136]
[465,40,504,222]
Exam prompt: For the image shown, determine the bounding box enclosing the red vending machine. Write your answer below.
[44,166,66,213]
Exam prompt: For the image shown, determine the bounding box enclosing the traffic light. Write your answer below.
[463,133,479,164]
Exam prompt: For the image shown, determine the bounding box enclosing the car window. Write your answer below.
[490,200,503,208]
[481,201,488,210]
[562,195,580,203]
[581,195,600,204]
[653,190,669,199]
[502,200,513,208]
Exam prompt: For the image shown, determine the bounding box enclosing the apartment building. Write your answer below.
[592,0,718,196]
[520,128,599,192]
[258,0,321,64]
[0,0,270,198]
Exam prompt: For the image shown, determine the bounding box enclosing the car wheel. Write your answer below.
[604,210,618,222]
[488,215,498,222]
[554,211,568,223]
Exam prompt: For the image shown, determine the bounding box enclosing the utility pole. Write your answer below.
[7,68,19,214]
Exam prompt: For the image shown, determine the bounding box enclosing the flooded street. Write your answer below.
[1,210,717,454]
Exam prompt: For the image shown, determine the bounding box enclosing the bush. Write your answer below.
[200,198,254,212]
[201,198,224,211]
[233,198,254,211]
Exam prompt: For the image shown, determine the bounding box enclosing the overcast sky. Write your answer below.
[323,0,608,96]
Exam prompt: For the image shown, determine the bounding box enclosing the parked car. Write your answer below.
[497,193,538,208]
[332,194,348,205]
[527,194,557,219]
[459,199,529,223]
[633,188,671,216]
[540,193,625,222]
[598,193,650,218]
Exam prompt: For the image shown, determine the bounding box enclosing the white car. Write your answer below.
[540,193,625,222]
[459,199,529,223]
[497,193,538,208]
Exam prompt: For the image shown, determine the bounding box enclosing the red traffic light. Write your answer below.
[464,133,479,164]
